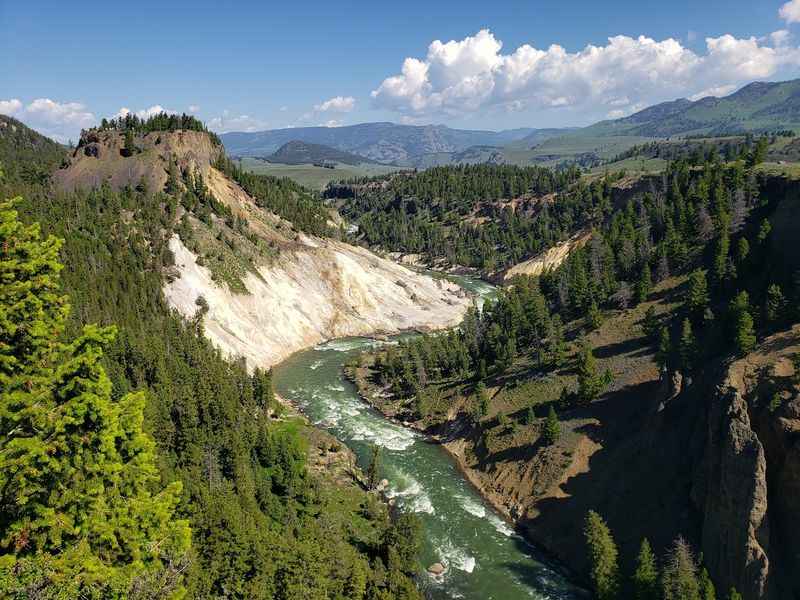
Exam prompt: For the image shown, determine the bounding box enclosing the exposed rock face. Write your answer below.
[696,387,770,600]
[55,130,223,193]
[502,232,590,281]
[694,325,800,600]
[164,234,469,369]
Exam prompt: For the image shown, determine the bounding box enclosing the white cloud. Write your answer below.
[207,110,268,133]
[0,97,96,142]
[319,119,342,127]
[188,104,200,113]
[313,95,356,112]
[371,29,800,121]
[0,99,23,116]
[114,104,176,120]
[780,0,800,23]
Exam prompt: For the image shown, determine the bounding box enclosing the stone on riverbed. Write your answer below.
[427,562,446,576]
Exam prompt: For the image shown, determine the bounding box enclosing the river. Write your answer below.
[272,274,584,600]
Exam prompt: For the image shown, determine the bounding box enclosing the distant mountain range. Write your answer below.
[221,79,800,169]
[221,122,547,165]
[582,79,800,138]
[265,140,383,166]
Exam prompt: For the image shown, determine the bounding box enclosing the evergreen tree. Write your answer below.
[542,405,560,445]
[729,291,756,355]
[678,318,697,373]
[727,588,742,600]
[636,262,652,304]
[642,305,660,341]
[685,270,710,324]
[661,537,701,600]
[632,539,659,600]
[576,344,613,405]
[698,567,717,600]
[0,199,190,595]
[765,283,787,325]
[123,129,136,157]
[584,510,619,600]
[474,382,490,420]
[655,326,672,372]
[367,445,381,490]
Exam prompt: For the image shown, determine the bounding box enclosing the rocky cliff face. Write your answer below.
[693,326,800,600]
[55,129,223,192]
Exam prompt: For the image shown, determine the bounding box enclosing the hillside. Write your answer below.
[221,122,545,165]
[346,161,800,600]
[55,125,470,369]
[0,114,65,183]
[0,115,466,598]
[266,139,382,166]
[497,79,800,168]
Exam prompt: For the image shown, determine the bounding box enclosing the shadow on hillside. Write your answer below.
[518,377,706,577]
[592,335,649,359]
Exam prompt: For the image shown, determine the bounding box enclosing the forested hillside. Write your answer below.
[0,117,423,599]
[328,163,585,272]
[350,153,800,599]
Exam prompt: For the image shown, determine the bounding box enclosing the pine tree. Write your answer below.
[474,382,490,420]
[678,318,697,373]
[636,262,652,304]
[765,283,787,325]
[0,199,190,595]
[584,510,619,600]
[642,305,660,341]
[729,291,756,355]
[661,537,701,600]
[698,567,717,600]
[123,129,136,157]
[542,405,560,445]
[577,344,613,405]
[587,299,602,330]
[685,270,710,324]
[655,326,672,372]
[367,445,381,490]
[632,538,659,600]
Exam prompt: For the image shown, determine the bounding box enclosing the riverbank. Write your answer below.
[344,359,585,583]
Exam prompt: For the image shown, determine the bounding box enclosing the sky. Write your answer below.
[3,0,800,142]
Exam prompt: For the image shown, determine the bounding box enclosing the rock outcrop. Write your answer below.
[695,387,770,600]
[164,233,469,369]
[693,325,800,600]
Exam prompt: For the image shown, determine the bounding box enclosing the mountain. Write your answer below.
[266,139,382,165]
[585,79,800,138]
[222,122,545,165]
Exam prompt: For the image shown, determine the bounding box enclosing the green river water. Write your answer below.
[272,274,585,600]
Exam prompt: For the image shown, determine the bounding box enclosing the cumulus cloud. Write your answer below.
[114,104,177,120]
[371,29,800,121]
[319,119,342,127]
[0,98,96,142]
[188,105,200,113]
[313,95,355,112]
[207,110,268,133]
[0,99,23,116]
[780,0,800,23]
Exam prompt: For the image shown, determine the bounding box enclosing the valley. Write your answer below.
[3,70,800,600]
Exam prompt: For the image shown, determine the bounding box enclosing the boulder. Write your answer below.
[427,562,445,576]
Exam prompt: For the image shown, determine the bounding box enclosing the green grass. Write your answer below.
[240,157,401,189]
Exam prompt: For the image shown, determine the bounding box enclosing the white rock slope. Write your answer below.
[164,235,470,369]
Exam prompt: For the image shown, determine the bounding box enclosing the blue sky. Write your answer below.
[3,0,800,141]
